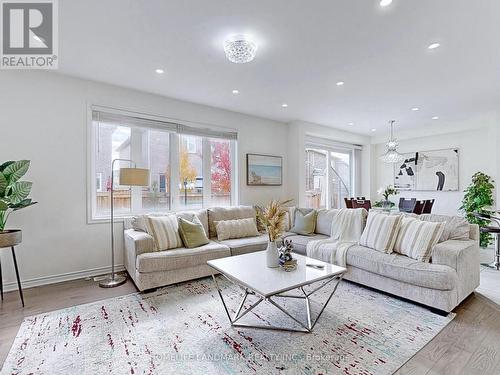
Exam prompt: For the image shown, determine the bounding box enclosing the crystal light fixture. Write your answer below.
[380,120,405,163]
[224,35,257,64]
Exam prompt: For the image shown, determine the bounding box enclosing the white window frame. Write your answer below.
[86,105,238,223]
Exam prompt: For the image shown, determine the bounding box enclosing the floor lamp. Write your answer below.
[100,159,150,288]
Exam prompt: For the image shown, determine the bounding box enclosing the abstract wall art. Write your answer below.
[394,148,459,191]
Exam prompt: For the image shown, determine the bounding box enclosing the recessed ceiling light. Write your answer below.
[432,116,439,120]
[371,128,377,132]
[379,0,393,7]
[232,89,239,94]
[428,43,440,50]
[155,68,164,74]
[336,81,345,86]
[281,103,288,108]
[224,35,257,64]
[411,107,419,111]
[348,122,354,126]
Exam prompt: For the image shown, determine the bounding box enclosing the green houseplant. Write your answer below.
[0,160,37,247]
[460,172,495,248]
[374,185,398,208]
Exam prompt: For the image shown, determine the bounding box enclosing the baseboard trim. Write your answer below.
[2,264,126,293]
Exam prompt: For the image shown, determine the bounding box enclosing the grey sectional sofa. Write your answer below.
[123,206,480,313]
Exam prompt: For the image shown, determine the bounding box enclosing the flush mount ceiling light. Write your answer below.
[336,81,345,86]
[348,122,354,126]
[411,107,419,111]
[428,43,440,49]
[232,89,239,94]
[224,35,257,64]
[155,68,164,74]
[432,116,439,120]
[380,120,405,163]
[281,103,288,108]
[380,0,393,7]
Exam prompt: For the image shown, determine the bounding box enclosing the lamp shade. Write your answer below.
[119,168,150,186]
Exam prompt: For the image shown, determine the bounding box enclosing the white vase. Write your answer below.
[266,241,280,268]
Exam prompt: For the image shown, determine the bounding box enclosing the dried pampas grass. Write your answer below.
[256,199,293,242]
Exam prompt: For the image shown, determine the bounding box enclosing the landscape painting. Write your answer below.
[394,148,459,191]
[247,154,282,186]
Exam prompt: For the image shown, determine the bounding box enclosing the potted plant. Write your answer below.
[375,185,398,209]
[0,160,37,248]
[256,199,292,268]
[460,172,495,248]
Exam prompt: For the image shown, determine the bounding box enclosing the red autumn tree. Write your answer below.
[211,141,231,193]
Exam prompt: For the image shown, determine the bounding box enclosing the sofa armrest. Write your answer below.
[124,229,155,257]
[432,239,480,301]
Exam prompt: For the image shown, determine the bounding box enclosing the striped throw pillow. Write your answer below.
[394,217,445,262]
[215,218,259,241]
[359,212,402,253]
[146,215,183,251]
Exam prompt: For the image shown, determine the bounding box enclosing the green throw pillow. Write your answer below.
[178,216,210,248]
[291,209,317,235]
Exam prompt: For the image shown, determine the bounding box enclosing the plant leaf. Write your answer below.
[12,200,37,211]
[0,172,7,196]
[0,161,15,173]
[0,200,8,210]
[8,181,32,204]
[3,160,30,184]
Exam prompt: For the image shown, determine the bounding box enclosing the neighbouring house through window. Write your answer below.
[304,136,361,209]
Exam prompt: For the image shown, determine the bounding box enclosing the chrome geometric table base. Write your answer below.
[211,273,343,333]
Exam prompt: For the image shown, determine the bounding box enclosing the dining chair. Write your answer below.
[422,199,435,214]
[399,198,416,213]
[473,212,500,270]
[413,200,426,215]
[344,197,354,208]
[352,199,372,210]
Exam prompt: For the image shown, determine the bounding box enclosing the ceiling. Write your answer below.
[59,0,500,134]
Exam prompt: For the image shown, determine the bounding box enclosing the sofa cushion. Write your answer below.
[284,234,330,255]
[146,215,183,251]
[178,216,209,249]
[217,234,269,256]
[215,218,259,241]
[136,241,230,273]
[208,206,256,238]
[360,211,402,254]
[420,214,470,242]
[394,217,445,262]
[346,245,457,290]
[290,209,317,235]
[176,209,209,237]
[315,209,339,235]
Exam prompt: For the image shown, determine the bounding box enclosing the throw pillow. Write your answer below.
[393,217,445,262]
[215,218,259,241]
[359,212,402,253]
[146,215,183,251]
[178,216,210,248]
[290,209,317,235]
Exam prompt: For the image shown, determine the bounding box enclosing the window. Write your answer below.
[89,108,237,220]
[304,138,358,210]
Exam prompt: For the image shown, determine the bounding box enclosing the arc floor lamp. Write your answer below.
[100,158,149,288]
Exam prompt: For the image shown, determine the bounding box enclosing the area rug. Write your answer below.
[1,277,453,375]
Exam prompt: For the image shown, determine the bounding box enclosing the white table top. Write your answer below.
[207,251,346,297]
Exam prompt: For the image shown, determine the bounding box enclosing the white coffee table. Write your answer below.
[207,251,346,333]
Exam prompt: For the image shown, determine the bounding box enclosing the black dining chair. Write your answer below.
[412,200,426,215]
[422,199,435,214]
[399,198,416,213]
[474,212,500,270]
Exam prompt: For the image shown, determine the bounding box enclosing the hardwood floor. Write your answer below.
[0,271,499,374]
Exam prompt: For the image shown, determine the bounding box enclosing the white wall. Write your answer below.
[287,120,372,207]
[0,71,289,290]
[372,120,498,216]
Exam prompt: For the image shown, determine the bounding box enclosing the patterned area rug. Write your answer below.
[1,277,454,375]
